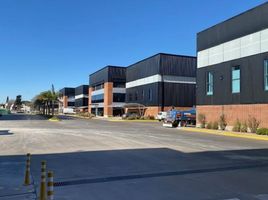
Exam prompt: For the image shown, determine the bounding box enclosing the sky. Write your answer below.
[0,0,267,103]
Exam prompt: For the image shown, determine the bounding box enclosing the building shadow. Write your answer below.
[1,148,268,199]
[0,114,48,121]
[0,130,13,135]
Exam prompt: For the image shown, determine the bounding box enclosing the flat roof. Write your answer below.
[89,65,125,77]
[127,53,196,69]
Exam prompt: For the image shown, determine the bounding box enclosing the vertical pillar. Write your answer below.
[63,96,68,108]
[88,87,92,114]
[104,82,113,117]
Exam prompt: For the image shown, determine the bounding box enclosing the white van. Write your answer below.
[63,108,76,114]
[156,111,167,121]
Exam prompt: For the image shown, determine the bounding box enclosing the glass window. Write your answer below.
[206,72,213,95]
[232,66,240,93]
[113,93,125,102]
[113,82,126,88]
[148,89,153,101]
[91,94,104,103]
[264,60,268,91]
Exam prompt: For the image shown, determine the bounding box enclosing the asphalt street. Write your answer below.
[0,114,268,200]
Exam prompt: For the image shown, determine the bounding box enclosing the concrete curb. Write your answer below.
[181,127,268,141]
[48,118,60,122]
[108,119,159,122]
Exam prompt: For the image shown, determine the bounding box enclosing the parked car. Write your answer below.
[63,108,76,114]
[156,111,167,121]
[122,112,140,119]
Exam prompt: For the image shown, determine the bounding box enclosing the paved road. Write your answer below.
[0,114,268,199]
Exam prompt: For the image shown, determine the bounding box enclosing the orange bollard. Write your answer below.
[47,171,54,200]
[24,153,31,185]
[39,161,47,200]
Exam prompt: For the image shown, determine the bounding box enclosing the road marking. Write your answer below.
[256,194,268,200]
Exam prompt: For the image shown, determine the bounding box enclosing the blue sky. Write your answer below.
[0,0,266,103]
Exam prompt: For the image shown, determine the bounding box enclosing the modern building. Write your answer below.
[89,66,126,117]
[59,87,75,114]
[75,85,89,112]
[126,53,197,117]
[196,2,268,127]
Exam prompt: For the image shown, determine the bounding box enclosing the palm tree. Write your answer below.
[33,90,59,116]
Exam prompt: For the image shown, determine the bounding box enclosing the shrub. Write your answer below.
[212,121,218,130]
[232,119,241,132]
[127,116,136,120]
[219,114,227,130]
[198,113,206,128]
[240,121,248,133]
[248,116,260,133]
[206,122,213,129]
[148,115,155,120]
[256,128,268,135]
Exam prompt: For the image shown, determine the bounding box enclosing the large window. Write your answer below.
[232,66,240,93]
[265,60,268,91]
[91,94,104,103]
[206,72,213,95]
[113,93,125,102]
[94,83,104,91]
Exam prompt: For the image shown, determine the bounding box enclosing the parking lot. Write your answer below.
[1,114,268,200]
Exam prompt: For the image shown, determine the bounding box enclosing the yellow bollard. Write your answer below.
[24,153,31,185]
[39,161,47,200]
[47,171,54,200]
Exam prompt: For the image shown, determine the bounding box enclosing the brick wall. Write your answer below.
[104,82,113,117]
[63,96,68,108]
[88,87,92,113]
[197,104,268,128]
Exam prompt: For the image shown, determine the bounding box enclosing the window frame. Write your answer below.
[264,60,268,91]
[231,66,240,94]
[206,72,213,96]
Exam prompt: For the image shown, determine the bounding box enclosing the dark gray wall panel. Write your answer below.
[126,83,160,106]
[160,54,196,77]
[90,66,126,86]
[197,2,268,51]
[197,52,268,105]
[89,67,109,86]
[75,85,89,95]
[75,98,89,107]
[108,67,126,83]
[126,54,160,82]
[163,83,196,107]
[59,88,75,96]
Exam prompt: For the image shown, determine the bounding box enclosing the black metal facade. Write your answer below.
[197,2,268,51]
[59,87,75,97]
[75,85,89,108]
[197,2,268,106]
[197,53,268,105]
[75,85,89,96]
[89,66,126,87]
[126,53,197,107]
